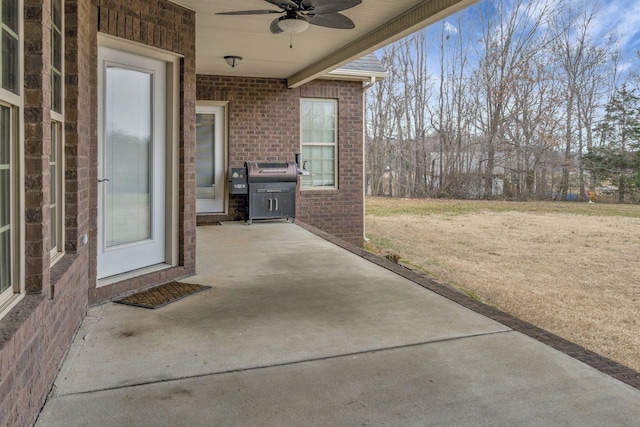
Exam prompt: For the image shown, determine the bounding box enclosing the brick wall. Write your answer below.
[299,81,365,246]
[88,0,197,303]
[196,76,365,246]
[1,5,363,424]
[0,1,93,425]
[24,0,51,295]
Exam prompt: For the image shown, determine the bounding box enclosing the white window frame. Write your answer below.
[51,0,63,114]
[0,0,25,318]
[300,98,338,190]
[50,0,64,263]
[49,119,64,262]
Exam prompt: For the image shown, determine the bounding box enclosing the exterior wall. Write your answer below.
[0,1,93,425]
[0,3,363,424]
[88,0,196,303]
[196,76,365,246]
[0,1,196,425]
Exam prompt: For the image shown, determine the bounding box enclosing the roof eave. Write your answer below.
[286,0,478,88]
[323,69,388,83]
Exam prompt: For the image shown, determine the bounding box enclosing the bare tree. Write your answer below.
[366,47,400,196]
[472,0,555,198]
[427,16,477,197]
[365,0,628,202]
[549,2,615,200]
[396,33,432,197]
[503,51,562,199]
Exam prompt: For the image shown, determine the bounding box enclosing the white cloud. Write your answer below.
[444,21,459,36]
[590,0,640,51]
[617,62,632,74]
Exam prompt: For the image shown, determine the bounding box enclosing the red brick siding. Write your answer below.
[299,81,364,246]
[88,0,197,303]
[0,2,93,425]
[65,0,92,257]
[24,0,51,294]
[0,258,88,426]
[1,1,197,425]
[196,76,364,246]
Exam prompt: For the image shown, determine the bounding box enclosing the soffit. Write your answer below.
[171,0,477,87]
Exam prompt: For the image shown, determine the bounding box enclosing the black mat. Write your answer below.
[114,281,210,309]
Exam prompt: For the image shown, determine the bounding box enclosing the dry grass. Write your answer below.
[365,197,640,371]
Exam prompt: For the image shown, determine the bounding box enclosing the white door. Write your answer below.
[97,46,166,279]
[196,105,225,213]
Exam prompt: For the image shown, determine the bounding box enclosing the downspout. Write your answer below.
[362,76,376,243]
[362,75,376,91]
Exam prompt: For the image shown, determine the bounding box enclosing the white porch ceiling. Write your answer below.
[170,0,477,87]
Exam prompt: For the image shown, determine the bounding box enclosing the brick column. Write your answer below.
[24,0,52,294]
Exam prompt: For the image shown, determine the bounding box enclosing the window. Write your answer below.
[0,104,12,299]
[51,0,62,114]
[50,121,63,258]
[0,0,22,315]
[301,99,337,189]
[1,0,19,94]
[50,0,63,260]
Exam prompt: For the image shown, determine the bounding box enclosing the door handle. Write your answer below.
[98,178,110,183]
[274,198,278,211]
[268,198,272,211]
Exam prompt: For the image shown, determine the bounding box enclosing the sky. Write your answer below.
[435,0,640,50]
[593,0,640,54]
[425,0,640,77]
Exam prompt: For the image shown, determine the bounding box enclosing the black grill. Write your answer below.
[245,161,297,224]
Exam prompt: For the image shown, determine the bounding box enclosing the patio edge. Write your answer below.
[295,220,640,391]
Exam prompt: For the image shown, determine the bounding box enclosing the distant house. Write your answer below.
[0,1,477,425]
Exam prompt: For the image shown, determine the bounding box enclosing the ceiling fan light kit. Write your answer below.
[277,15,310,33]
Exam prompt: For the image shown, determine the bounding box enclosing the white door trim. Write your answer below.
[96,38,180,283]
[196,101,228,214]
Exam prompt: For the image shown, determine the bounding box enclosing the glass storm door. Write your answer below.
[97,47,166,279]
[196,105,225,213]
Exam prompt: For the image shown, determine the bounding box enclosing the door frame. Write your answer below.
[195,101,229,215]
[96,34,181,285]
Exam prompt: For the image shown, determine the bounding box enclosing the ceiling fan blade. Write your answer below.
[308,12,355,29]
[270,18,284,34]
[302,0,361,14]
[216,10,282,15]
[264,0,299,9]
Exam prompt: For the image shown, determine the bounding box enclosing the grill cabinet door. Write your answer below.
[249,184,295,220]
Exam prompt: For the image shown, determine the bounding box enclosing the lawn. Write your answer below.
[365,197,640,372]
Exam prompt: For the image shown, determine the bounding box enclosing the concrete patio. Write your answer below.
[36,221,640,426]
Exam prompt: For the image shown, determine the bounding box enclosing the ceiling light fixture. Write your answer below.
[277,15,309,33]
[224,55,242,68]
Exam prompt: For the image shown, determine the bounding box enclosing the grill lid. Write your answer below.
[246,161,298,183]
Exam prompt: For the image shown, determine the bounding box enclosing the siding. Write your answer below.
[0,1,197,425]
[89,0,197,303]
[196,76,365,246]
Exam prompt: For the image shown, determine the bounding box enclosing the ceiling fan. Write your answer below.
[217,0,362,34]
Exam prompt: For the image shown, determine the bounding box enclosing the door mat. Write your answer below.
[114,281,210,309]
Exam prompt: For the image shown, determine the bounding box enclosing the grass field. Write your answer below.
[365,197,640,371]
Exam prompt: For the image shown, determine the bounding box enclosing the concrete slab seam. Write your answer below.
[47,329,515,398]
